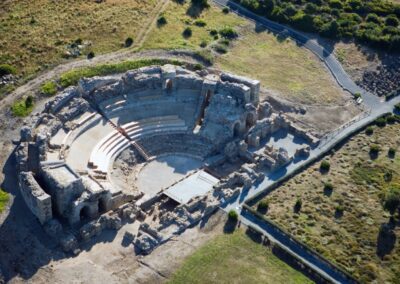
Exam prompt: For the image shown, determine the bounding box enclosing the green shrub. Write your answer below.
[209,29,218,36]
[0,64,17,76]
[320,160,330,172]
[257,200,269,212]
[125,37,134,47]
[222,7,229,14]
[383,186,400,215]
[194,19,207,27]
[375,117,387,127]
[157,16,167,26]
[228,209,238,221]
[366,126,374,135]
[386,15,399,27]
[199,40,208,48]
[335,204,344,214]
[193,63,204,71]
[213,44,228,54]
[294,198,302,212]
[387,115,396,124]
[191,0,209,9]
[324,182,334,191]
[183,27,193,38]
[370,144,380,154]
[388,147,396,157]
[354,92,361,99]
[219,27,238,39]
[40,81,57,96]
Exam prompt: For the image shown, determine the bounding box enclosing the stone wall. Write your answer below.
[19,172,52,224]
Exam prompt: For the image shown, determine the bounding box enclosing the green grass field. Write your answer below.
[142,1,245,51]
[169,230,312,284]
[215,28,347,105]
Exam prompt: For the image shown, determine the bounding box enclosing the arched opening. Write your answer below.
[166,79,173,91]
[246,113,255,129]
[233,122,241,137]
[98,198,107,214]
[80,206,91,222]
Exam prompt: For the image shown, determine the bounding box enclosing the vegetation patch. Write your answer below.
[11,95,34,117]
[59,59,183,88]
[0,188,9,214]
[255,122,400,283]
[40,81,58,96]
[0,0,158,78]
[215,26,348,105]
[234,0,400,52]
[142,1,244,50]
[169,230,312,284]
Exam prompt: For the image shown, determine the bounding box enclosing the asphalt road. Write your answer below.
[214,0,400,283]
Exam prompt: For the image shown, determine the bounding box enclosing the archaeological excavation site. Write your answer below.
[16,64,319,255]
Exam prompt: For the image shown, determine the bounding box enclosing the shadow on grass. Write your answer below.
[376,223,396,259]
[223,218,237,234]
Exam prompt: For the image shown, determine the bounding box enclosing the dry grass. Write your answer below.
[142,1,245,51]
[215,27,349,105]
[256,122,400,283]
[0,0,158,77]
[169,229,312,284]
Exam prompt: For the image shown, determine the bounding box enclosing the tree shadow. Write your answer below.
[376,223,396,259]
[223,218,237,234]
[245,227,263,243]
[186,2,207,19]
[323,187,333,197]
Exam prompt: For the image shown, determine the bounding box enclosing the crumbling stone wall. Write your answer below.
[19,172,52,224]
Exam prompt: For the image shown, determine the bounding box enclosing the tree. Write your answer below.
[228,209,238,221]
[125,37,134,47]
[191,0,209,9]
[320,160,331,172]
[386,15,400,27]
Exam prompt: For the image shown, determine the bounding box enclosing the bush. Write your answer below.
[366,126,374,135]
[40,81,57,96]
[320,160,330,172]
[125,37,134,47]
[386,15,400,27]
[294,198,302,212]
[383,186,400,215]
[388,147,396,157]
[375,117,387,127]
[87,51,95,59]
[0,64,17,77]
[157,16,167,26]
[222,7,229,14]
[228,209,238,221]
[213,44,228,54]
[354,92,361,99]
[183,27,193,38]
[191,0,209,9]
[395,103,400,112]
[257,200,269,212]
[324,182,334,191]
[199,40,208,48]
[370,144,380,154]
[209,29,218,36]
[219,27,238,39]
[387,115,396,124]
[335,204,344,214]
[194,19,207,27]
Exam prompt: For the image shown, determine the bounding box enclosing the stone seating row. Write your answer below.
[88,117,188,174]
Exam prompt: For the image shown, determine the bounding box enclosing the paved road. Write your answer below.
[213,0,400,283]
